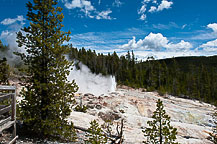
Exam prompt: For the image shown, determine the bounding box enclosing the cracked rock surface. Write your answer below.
[68,87,215,144]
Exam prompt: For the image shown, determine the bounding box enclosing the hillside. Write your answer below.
[67,47,217,105]
[9,78,215,144]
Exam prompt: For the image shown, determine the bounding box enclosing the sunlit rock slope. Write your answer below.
[68,87,215,144]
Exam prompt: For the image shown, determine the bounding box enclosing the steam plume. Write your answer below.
[67,62,116,96]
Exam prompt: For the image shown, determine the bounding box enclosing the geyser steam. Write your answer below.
[67,62,116,96]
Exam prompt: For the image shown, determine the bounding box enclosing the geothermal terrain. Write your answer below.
[68,86,215,144]
[10,64,215,144]
[13,82,215,143]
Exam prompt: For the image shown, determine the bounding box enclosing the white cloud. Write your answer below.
[126,51,210,61]
[197,23,217,51]
[65,0,93,10]
[140,14,147,20]
[138,4,147,14]
[148,0,173,13]
[191,23,217,40]
[144,0,151,3]
[207,23,217,33]
[64,0,114,20]
[64,0,95,17]
[120,33,168,51]
[119,33,192,52]
[157,0,173,11]
[1,15,25,25]
[152,0,157,4]
[139,0,173,20]
[166,40,193,51]
[199,39,217,52]
[148,6,157,13]
[96,10,113,20]
[112,0,123,7]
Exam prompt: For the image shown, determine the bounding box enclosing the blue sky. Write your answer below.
[0,0,217,59]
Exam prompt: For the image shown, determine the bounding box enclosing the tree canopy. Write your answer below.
[143,99,179,144]
[17,0,77,141]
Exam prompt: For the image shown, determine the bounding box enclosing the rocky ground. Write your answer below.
[67,86,215,144]
[8,79,216,143]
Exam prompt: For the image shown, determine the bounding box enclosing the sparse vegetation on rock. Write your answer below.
[85,120,108,144]
[143,99,179,144]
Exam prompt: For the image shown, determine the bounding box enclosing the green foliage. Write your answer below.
[74,104,88,113]
[158,86,166,96]
[16,0,78,141]
[68,47,217,105]
[0,58,10,84]
[142,99,179,144]
[85,120,107,144]
[209,110,217,143]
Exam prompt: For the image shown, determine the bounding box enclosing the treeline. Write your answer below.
[0,41,10,84]
[68,45,217,105]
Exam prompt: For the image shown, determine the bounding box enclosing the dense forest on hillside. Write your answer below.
[1,42,217,105]
[68,45,217,105]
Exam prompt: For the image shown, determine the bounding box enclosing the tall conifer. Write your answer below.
[143,99,179,144]
[17,0,77,141]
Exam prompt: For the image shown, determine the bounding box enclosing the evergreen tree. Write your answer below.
[143,99,179,144]
[85,120,107,144]
[16,0,77,141]
[0,58,10,84]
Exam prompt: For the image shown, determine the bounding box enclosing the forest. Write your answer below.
[1,41,217,105]
[0,0,216,143]
[68,45,217,105]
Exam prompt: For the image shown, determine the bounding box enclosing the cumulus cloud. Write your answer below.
[63,0,114,20]
[1,15,25,25]
[191,24,217,40]
[148,0,173,13]
[64,0,94,17]
[166,40,193,51]
[197,23,217,52]
[157,0,173,11]
[199,39,217,52]
[120,33,168,51]
[119,32,192,52]
[207,23,217,33]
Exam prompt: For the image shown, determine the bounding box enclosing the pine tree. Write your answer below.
[16,0,77,141]
[85,120,107,144]
[143,99,179,144]
[0,58,10,84]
